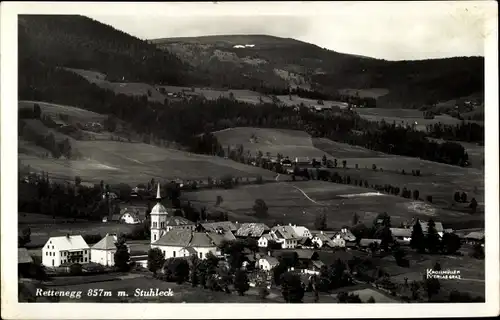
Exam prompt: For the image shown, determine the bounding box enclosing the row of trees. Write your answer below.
[427,122,484,144]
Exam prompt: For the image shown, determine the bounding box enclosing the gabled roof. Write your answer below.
[206,230,236,247]
[312,260,325,269]
[92,234,118,250]
[165,216,194,226]
[201,221,238,232]
[44,235,89,251]
[464,231,485,240]
[295,249,318,260]
[260,234,274,241]
[314,233,335,247]
[291,226,311,238]
[18,248,33,264]
[390,228,412,238]
[153,230,216,248]
[272,226,300,240]
[335,229,357,242]
[236,223,270,237]
[260,255,279,267]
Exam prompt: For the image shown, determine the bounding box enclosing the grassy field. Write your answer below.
[213,127,327,158]
[19,100,106,122]
[19,103,275,185]
[312,138,389,159]
[355,108,482,132]
[182,180,477,230]
[276,95,348,109]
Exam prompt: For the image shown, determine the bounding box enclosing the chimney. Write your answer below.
[289,223,292,226]
[267,251,271,256]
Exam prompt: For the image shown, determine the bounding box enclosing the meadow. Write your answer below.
[182,180,477,230]
[213,127,327,158]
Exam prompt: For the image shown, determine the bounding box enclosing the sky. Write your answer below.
[85,1,492,61]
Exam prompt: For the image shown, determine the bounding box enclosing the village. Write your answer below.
[18,176,485,303]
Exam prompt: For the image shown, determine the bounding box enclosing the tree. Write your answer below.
[410,220,426,253]
[367,296,376,303]
[433,262,441,271]
[280,272,305,303]
[234,269,250,296]
[253,199,268,218]
[424,278,441,301]
[215,195,223,207]
[426,195,433,203]
[74,176,82,186]
[379,226,393,251]
[258,286,270,300]
[314,212,327,230]
[33,103,42,119]
[321,155,327,166]
[441,233,461,254]
[454,191,461,202]
[413,189,420,200]
[19,227,31,247]
[334,159,338,168]
[372,164,377,171]
[351,213,360,226]
[460,192,467,203]
[147,248,165,275]
[472,244,484,259]
[114,237,130,272]
[425,219,441,254]
[337,292,362,303]
[469,198,478,213]
[342,160,347,168]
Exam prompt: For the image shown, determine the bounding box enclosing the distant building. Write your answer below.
[270,225,300,249]
[390,228,412,245]
[312,232,336,249]
[42,235,90,267]
[290,225,312,239]
[463,231,485,246]
[258,234,274,248]
[235,223,270,238]
[120,212,141,224]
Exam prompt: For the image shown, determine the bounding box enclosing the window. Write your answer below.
[161,222,165,228]
[199,252,203,259]
[46,252,48,256]
[85,258,87,262]
[173,251,176,258]
[153,234,156,241]
[153,222,157,228]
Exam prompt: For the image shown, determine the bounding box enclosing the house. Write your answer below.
[294,157,310,166]
[463,231,485,246]
[331,233,347,248]
[258,234,274,248]
[120,205,148,220]
[301,260,325,275]
[270,225,300,249]
[256,255,279,271]
[42,235,90,267]
[163,216,196,232]
[390,228,412,245]
[235,223,270,238]
[290,225,312,239]
[312,232,336,248]
[90,233,128,266]
[297,237,314,249]
[334,227,357,247]
[120,212,141,224]
[151,229,218,260]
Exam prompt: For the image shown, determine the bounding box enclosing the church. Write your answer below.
[149,183,235,259]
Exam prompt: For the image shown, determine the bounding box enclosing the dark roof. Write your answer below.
[464,231,485,240]
[272,226,300,240]
[359,239,382,247]
[390,228,412,238]
[236,223,270,237]
[201,221,238,232]
[18,248,33,264]
[206,230,236,247]
[165,216,195,226]
[153,230,216,247]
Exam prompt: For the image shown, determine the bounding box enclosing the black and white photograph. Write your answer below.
[1,1,498,318]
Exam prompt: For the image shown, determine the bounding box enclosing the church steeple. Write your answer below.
[156,182,161,200]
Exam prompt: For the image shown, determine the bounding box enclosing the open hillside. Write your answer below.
[18,101,274,185]
[153,34,484,109]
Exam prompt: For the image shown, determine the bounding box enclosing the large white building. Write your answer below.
[42,235,90,267]
[90,233,129,266]
[150,183,171,243]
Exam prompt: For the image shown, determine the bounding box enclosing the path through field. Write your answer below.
[290,185,324,205]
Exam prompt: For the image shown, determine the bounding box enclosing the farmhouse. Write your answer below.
[312,232,336,249]
[300,260,325,275]
[390,228,412,245]
[42,235,90,267]
[333,228,357,247]
[120,212,141,224]
[359,238,382,250]
[90,233,129,267]
[256,255,279,271]
[462,231,485,246]
[258,234,274,248]
[151,229,218,260]
[270,225,300,249]
[290,225,312,239]
[236,223,270,238]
